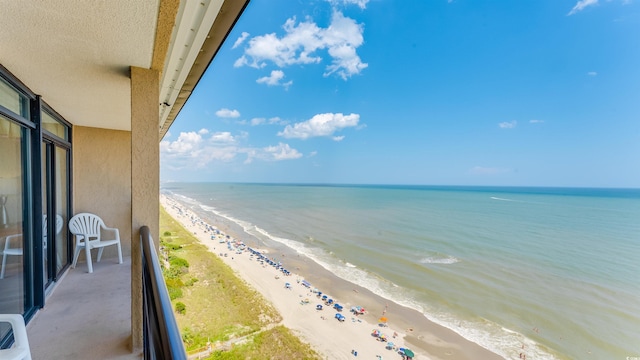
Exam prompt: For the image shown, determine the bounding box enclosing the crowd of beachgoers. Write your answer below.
[162,195,422,360]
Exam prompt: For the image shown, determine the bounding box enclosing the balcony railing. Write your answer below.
[141,226,186,360]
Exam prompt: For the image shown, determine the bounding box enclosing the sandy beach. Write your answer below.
[161,194,504,360]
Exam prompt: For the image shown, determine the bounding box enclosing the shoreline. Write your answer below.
[161,194,504,360]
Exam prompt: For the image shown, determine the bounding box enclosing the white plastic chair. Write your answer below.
[1,234,22,279]
[0,314,32,360]
[69,213,123,273]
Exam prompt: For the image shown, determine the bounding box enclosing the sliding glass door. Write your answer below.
[42,109,71,288]
[0,70,72,345]
[0,115,26,339]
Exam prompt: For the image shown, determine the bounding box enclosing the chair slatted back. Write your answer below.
[69,213,105,240]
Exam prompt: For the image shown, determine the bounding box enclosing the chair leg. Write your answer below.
[85,246,93,273]
[72,246,81,269]
[117,242,123,264]
[0,252,7,279]
[97,247,104,262]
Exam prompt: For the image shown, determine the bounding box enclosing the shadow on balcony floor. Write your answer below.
[27,257,140,359]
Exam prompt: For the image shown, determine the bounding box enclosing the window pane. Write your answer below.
[0,115,25,338]
[42,111,68,141]
[0,77,29,118]
[54,146,69,273]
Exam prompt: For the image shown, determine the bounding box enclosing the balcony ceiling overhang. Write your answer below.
[0,0,248,137]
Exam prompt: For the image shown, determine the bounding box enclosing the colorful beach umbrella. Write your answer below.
[379,316,388,323]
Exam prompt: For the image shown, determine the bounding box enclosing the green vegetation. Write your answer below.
[175,302,186,314]
[208,325,319,360]
[159,207,320,359]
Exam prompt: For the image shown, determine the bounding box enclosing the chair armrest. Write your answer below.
[100,226,120,240]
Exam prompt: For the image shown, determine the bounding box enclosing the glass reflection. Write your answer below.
[0,115,24,338]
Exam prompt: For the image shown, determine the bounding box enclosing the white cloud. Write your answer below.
[469,166,511,175]
[161,130,303,169]
[240,117,289,127]
[256,70,294,89]
[264,143,303,160]
[568,0,598,15]
[160,131,203,154]
[210,131,237,143]
[216,108,241,118]
[278,113,360,139]
[308,151,318,157]
[234,55,248,68]
[236,12,367,80]
[250,117,266,126]
[326,0,369,9]
[323,12,369,79]
[332,135,345,141]
[529,119,545,124]
[498,121,517,129]
[244,143,303,163]
[587,71,598,76]
[233,32,250,49]
[269,117,288,125]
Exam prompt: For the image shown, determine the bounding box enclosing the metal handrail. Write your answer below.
[141,226,186,360]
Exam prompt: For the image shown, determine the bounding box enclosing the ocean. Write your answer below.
[162,183,640,360]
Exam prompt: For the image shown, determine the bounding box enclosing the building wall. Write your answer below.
[130,66,160,352]
[72,126,132,258]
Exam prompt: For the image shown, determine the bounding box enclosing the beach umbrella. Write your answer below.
[379,316,388,323]
[403,349,415,358]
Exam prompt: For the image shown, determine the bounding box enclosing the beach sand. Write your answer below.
[161,195,504,360]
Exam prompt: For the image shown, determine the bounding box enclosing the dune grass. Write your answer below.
[159,207,320,359]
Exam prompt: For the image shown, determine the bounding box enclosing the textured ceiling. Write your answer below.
[0,0,159,131]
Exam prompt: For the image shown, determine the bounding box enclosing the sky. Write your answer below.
[160,0,640,188]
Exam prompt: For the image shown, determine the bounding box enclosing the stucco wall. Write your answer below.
[72,126,132,258]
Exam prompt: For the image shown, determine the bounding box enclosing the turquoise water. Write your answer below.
[163,183,640,359]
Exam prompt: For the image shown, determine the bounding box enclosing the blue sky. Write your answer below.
[160,0,640,188]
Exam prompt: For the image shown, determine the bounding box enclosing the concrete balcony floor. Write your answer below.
[26,257,140,359]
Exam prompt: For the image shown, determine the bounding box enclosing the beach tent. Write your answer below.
[301,280,311,288]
